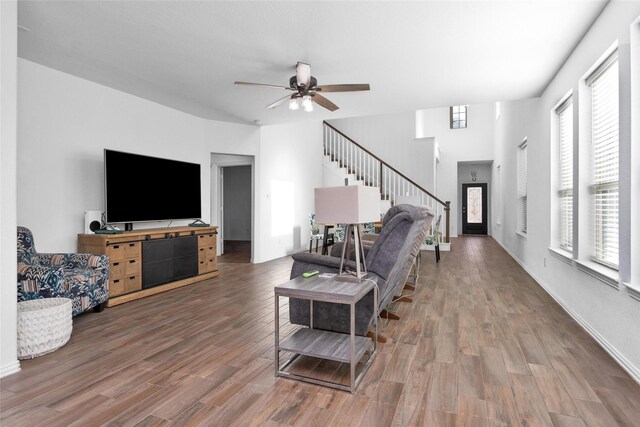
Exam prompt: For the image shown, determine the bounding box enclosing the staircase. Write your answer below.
[322,121,451,243]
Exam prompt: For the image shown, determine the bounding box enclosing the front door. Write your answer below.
[462,183,487,235]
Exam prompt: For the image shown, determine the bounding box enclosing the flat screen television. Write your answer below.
[105,149,201,224]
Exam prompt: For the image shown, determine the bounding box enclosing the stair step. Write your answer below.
[324,124,446,252]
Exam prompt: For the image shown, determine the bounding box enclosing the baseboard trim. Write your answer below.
[0,360,21,378]
[493,237,640,385]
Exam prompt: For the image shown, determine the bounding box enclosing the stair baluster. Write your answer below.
[322,121,451,243]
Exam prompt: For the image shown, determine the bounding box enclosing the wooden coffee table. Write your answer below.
[274,275,378,393]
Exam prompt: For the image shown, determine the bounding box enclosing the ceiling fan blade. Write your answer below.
[235,81,294,90]
[315,84,370,93]
[311,93,339,112]
[266,94,293,109]
[296,62,311,87]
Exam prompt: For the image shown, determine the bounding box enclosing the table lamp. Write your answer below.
[315,185,380,282]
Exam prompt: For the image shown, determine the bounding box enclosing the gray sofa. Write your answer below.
[289,204,433,336]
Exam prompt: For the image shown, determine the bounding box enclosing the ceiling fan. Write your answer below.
[234,62,370,112]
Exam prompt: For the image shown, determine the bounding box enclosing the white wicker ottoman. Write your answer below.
[17,298,73,359]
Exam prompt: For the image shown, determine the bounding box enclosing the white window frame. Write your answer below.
[586,50,619,270]
[450,105,468,129]
[556,95,574,254]
[517,139,528,236]
[496,164,501,227]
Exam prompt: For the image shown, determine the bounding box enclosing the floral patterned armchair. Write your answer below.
[17,226,110,316]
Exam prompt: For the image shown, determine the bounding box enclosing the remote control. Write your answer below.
[303,270,320,278]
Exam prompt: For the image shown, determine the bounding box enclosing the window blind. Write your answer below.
[588,52,618,268]
[557,98,573,252]
[518,141,528,234]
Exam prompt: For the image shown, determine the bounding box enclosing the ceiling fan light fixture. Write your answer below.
[236,61,370,112]
[289,97,300,110]
[302,95,313,112]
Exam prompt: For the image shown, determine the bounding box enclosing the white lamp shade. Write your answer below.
[315,185,380,224]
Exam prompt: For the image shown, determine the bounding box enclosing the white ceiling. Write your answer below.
[18,1,607,125]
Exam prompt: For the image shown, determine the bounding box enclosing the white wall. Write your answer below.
[18,59,212,251]
[18,58,325,266]
[417,104,496,237]
[328,112,429,188]
[493,1,640,379]
[257,121,323,262]
[222,165,251,241]
[322,160,349,188]
[329,105,496,237]
[491,98,541,253]
[0,0,20,378]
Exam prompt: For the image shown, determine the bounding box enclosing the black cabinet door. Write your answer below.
[142,236,198,289]
[173,237,198,281]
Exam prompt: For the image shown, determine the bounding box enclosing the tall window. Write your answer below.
[450,105,467,129]
[517,140,528,234]
[496,164,501,225]
[557,97,573,252]
[587,51,619,268]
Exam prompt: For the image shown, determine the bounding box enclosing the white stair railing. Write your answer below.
[323,121,451,243]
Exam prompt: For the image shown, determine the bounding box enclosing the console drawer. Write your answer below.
[125,275,141,293]
[205,246,216,259]
[124,242,141,259]
[110,261,125,279]
[198,259,207,274]
[106,244,125,261]
[206,257,217,272]
[110,278,125,296]
[125,258,141,276]
[197,233,215,248]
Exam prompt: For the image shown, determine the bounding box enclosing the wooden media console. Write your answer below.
[78,226,218,307]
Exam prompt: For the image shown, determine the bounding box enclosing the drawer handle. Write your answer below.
[113,262,120,266]
[113,245,120,249]
[129,243,136,247]
[130,276,135,280]
[209,246,213,250]
[114,279,120,283]
[129,260,135,264]
[200,261,204,264]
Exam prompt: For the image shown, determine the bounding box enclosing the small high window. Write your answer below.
[450,105,468,129]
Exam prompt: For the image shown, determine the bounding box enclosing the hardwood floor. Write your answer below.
[219,240,251,264]
[1,236,639,426]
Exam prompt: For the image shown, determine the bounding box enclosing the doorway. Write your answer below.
[462,183,488,235]
[220,165,252,262]
[211,154,254,263]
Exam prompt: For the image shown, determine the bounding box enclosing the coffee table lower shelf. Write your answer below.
[277,328,375,393]
[280,328,371,363]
